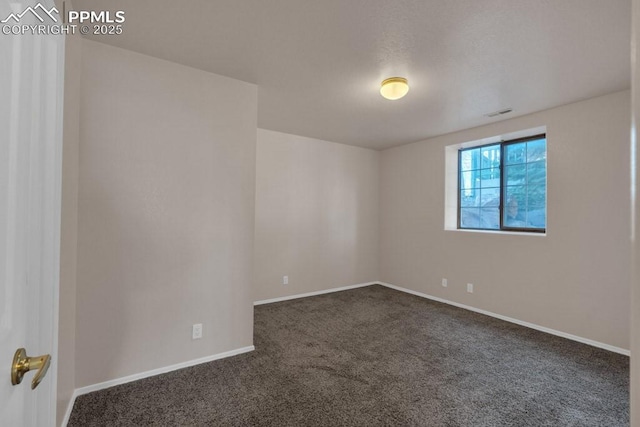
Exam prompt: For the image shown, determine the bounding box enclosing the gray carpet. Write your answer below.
[68,285,629,426]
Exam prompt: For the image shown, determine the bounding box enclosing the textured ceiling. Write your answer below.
[72,0,631,150]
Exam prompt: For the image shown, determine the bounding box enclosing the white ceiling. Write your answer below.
[73,0,631,150]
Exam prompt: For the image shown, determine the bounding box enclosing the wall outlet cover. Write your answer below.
[192,323,203,340]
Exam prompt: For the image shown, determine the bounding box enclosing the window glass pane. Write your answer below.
[504,203,526,227]
[505,143,526,165]
[526,138,546,162]
[480,208,499,229]
[504,186,526,205]
[526,161,546,186]
[459,171,477,191]
[460,208,481,228]
[524,205,546,229]
[526,184,546,208]
[480,188,500,207]
[505,164,526,186]
[460,190,479,207]
[460,148,480,171]
[503,187,525,227]
[504,192,546,229]
[480,168,500,188]
[481,145,500,169]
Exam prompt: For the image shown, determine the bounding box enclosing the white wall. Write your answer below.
[254,129,379,301]
[380,90,631,350]
[75,40,257,388]
[57,30,81,426]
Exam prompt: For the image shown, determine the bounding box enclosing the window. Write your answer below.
[458,134,546,232]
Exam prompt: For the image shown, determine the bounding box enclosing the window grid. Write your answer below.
[458,134,546,233]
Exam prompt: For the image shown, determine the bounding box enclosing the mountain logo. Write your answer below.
[1,3,59,24]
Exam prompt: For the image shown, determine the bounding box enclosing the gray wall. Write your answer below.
[254,129,379,302]
[631,0,640,422]
[57,30,81,426]
[74,40,257,388]
[380,90,631,350]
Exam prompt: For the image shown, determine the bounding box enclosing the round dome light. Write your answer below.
[380,77,409,100]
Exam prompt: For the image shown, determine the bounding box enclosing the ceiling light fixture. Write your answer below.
[380,77,409,100]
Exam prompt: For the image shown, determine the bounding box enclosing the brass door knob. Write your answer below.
[11,348,51,389]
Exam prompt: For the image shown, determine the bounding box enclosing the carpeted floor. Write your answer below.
[68,285,629,426]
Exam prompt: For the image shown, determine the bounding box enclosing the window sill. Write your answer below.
[444,228,547,237]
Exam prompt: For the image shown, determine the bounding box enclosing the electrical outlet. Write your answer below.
[467,283,474,293]
[192,323,203,340]
[283,275,288,285]
[442,278,448,287]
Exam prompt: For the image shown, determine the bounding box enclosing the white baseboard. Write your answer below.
[253,281,377,305]
[61,345,255,426]
[61,390,78,427]
[378,282,630,356]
